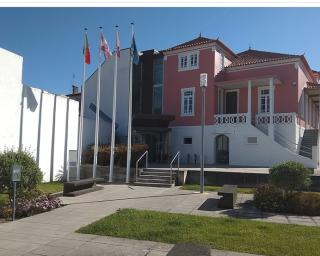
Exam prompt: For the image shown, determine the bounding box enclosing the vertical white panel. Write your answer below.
[21,87,41,159]
[53,96,67,181]
[38,92,54,182]
[67,100,79,152]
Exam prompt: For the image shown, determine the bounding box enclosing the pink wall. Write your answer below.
[163,48,216,126]
[222,64,299,116]
[164,50,314,127]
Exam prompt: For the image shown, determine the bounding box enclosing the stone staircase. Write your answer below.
[299,129,318,159]
[134,168,175,187]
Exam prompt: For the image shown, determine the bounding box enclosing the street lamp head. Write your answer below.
[200,73,208,88]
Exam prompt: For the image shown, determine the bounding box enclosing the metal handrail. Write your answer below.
[170,151,180,184]
[135,150,148,182]
[273,130,313,157]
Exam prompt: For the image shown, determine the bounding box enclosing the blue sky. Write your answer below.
[0,8,320,94]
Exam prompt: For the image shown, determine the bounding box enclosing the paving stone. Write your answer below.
[167,243,211,256]
[29,245,74,256]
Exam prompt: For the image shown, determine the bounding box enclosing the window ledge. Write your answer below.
[178,66,199,72]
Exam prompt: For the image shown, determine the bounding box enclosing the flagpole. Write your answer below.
[76,28,88,181]
[109,25,119,183]
[93,27,103,181]
[125,22,134,184]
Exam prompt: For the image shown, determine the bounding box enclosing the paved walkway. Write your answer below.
[0,185,318,256]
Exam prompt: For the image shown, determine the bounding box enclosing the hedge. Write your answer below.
[83,144,148,166]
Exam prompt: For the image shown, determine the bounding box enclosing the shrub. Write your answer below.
[253,184,285,212]
[83,144,149,167]
[254,185,320,216]
[0,149,43,199]
[286,192,320,216]
[269,161,311,195]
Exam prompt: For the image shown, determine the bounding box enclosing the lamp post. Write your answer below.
[200,73,207,194]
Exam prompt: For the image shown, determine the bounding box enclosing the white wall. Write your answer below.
[0,47,79,182]
[0,48,23,151]
[19,87,79,182]
[170,123,316,168]
[83,48,130,147]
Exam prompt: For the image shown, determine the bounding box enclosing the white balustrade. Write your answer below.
[255,113,296,125]
[214,113,247,125]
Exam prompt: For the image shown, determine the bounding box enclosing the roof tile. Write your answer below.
[227,49,301,68]
[164,36,216,52]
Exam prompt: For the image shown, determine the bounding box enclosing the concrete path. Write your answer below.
[0,184,318,256]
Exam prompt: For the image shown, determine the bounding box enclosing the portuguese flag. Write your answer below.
[83,33,91,65]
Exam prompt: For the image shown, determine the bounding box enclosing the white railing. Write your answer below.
[135,150,148,182]
[255,112,296,125]
[170,151,180,184]
[214,113,247,125]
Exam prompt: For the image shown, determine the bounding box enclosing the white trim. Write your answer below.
[218,88,224,114]
[258,86,270,114]
[224,89,239,113]
[178,50,199,72]
[181,87,195,117]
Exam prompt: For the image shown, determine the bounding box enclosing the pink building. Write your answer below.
[162,36,320,168]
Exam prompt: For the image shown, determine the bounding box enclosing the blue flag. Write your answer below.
[131,35,139,65]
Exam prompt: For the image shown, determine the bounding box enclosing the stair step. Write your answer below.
[133,182,174,188]
[136,178,173,183]
[142,168,173,172]
[142,171,172,176]
[139,174,171,179]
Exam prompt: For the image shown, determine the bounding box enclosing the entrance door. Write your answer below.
[225,91,238,114]
[216,135,229,164]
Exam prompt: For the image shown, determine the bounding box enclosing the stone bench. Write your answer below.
[218,184,237,209]
[63,178,103,196]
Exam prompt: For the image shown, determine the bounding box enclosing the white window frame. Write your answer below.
[224,89,239,114]
[178,51,199,71]
[181,87,195,117]
[258,86,270,114]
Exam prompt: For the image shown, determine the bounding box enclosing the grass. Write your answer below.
[181,184,254,194]
[0,193,9,205]
[37,182,63,194]
[77,208,320,256]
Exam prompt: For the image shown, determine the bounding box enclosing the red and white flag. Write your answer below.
[116,31,120,58]
[100,32,112,60]
[83,33,90,65]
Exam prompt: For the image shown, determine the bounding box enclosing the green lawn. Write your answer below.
[181,184,254,194]
[77,208,320,256]
[38,182,63,194]
[0,193,9,205]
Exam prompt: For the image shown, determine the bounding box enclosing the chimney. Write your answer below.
[72,85,79,94]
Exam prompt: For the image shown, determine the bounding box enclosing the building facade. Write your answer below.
[162,36,320,168]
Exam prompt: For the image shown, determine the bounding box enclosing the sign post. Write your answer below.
[11,165,21,221]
